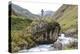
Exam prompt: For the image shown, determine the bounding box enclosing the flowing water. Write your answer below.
[19,34,78,53]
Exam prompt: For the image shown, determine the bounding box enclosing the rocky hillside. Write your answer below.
[53,4,78,38]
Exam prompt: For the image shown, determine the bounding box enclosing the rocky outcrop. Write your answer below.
[31,20,61,44]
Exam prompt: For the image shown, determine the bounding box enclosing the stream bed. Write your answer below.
[18,34,78,53]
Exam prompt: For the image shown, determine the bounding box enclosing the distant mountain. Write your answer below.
[44,11,54,17]
[38,11,54,17]
[10,3,40,19]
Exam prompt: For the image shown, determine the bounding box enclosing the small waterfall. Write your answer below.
[58,33,77,45]
[54,33,78,50]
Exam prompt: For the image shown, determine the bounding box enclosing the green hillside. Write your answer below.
[56,5,78,35]
[11,15,32,30]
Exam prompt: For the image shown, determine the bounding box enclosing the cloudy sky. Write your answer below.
[12,0,78,14]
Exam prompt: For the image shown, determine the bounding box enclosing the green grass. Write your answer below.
[11,15,32,30]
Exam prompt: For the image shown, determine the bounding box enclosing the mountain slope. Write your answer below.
[11,3,40,20]
[53,4,78,38]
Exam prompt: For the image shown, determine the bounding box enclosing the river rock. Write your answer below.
[52,40,62,50]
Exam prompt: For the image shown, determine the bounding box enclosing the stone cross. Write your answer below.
[41,9,44,18]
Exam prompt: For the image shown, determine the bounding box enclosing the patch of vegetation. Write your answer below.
[11,15,32,30]
[11,15,35,52]
[11,30,36,52]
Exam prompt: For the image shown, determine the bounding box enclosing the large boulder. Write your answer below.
[30,19,61,44]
